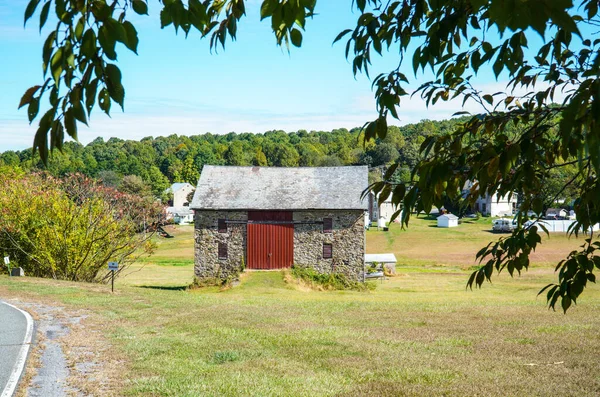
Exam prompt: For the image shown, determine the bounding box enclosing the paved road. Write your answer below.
[0,301,32,397]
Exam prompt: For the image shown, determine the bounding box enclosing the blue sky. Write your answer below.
[0,0,545,152]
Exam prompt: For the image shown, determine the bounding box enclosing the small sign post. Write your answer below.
[4,256,10,276]
[108,262,119,292]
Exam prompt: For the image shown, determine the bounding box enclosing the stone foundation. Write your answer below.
[194,209,365,282]
[292,210,365,281]
[194,210,247,282]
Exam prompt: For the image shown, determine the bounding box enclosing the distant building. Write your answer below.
[438,213,459,228]
[463,181,517,217]
[190,166,368,283]
[165,182,195,207]
[368,192,401,223]
[166,207,194,225]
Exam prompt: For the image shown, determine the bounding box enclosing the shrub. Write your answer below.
[0,172,162,282]
[290,265,375,291]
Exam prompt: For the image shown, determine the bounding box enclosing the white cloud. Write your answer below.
[1,79,575,152]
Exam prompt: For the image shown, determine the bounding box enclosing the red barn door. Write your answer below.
[247,211,293,269]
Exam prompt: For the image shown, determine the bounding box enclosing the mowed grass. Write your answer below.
[1,217,599,396]
[121,225,195,288]
[368,215,586,271]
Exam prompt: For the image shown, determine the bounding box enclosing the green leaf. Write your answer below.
[482,94,493,105]
[538,283,554,296]
[50,120,64,151]
[384,163,398,180]
[105,63,122,85]
[290,29,302,47]
[50,48,63,83]
[33,108,54,164]
[106,18,127,45]
[260,0,276,20]
[98,88,111,115]
[74,16,85,40]
[19,85,41,109]
[42,31,55,75]
[27,97,40,123]
[561,295,571,313]
[63,108,77,140]
[333,29,352,44]
[476,270,485,286]
[24,0,40,27]
[132,0,148,15]
[39,1,50,32]
[122,21,139,54]
[72,101,88,125]
[160,8,173,28]
[81,29,97,58]
[98,25,117,60]
[85,78,98,115]
[466,270,477,290]
[392,184,405,207]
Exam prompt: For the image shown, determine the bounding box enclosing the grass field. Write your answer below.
[1,217,599,396]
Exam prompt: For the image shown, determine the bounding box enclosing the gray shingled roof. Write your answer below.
[190,166,368,210]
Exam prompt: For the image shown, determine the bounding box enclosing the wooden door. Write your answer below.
[247,211,293,269]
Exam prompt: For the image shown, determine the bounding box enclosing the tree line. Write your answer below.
[1,116,577,207]
[0,118,463,199]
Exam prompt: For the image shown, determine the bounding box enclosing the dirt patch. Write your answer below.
[1,294,126,396]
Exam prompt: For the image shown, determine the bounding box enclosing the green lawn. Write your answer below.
[1,217,599,396]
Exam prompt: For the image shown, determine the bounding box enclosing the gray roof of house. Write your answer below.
[167,183,192,194]
[438,213,459,220]
[365,253,397,264]
[166,207,194,216]
[190,166,368,210]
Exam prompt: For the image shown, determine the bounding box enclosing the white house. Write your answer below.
[166,182,195,207]
[438,213,459,228]
[464,181,517,217]
[166,207,194,225]
[368,192,401,223]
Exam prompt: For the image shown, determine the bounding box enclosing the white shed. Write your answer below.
[438,213,459,228]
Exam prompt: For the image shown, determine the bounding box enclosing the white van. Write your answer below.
[492,218,516,233]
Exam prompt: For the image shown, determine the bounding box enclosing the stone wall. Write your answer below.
[293,210,365,281]
[194,209,366,282]
[194,210,247,282]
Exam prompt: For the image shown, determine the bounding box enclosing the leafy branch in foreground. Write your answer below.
[20,0,315,163]
[345,0,600,311]
[21,0,600,309]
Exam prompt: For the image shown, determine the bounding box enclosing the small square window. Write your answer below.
[218,243,228,260]
[323,243,332,259]
[323,218,333,233]
[218,219,227,233]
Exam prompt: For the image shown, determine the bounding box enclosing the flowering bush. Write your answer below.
[0,169,163,282]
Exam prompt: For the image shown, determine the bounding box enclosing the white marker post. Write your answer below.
[4,256,10,276]
[108,262,119,292]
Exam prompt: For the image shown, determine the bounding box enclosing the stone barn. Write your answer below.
[190,166,368,282]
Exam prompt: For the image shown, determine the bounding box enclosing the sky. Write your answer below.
[0,0,547,152]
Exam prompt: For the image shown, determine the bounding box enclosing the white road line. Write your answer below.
[1,301,33,397]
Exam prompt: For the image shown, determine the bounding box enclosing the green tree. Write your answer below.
[120,174,151,196]
[0,172,160,281]
[18,0,600,310]
[225,141,251,166]
[146,165,171,197]
[98,170,122,188]
[181,155,200,184]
